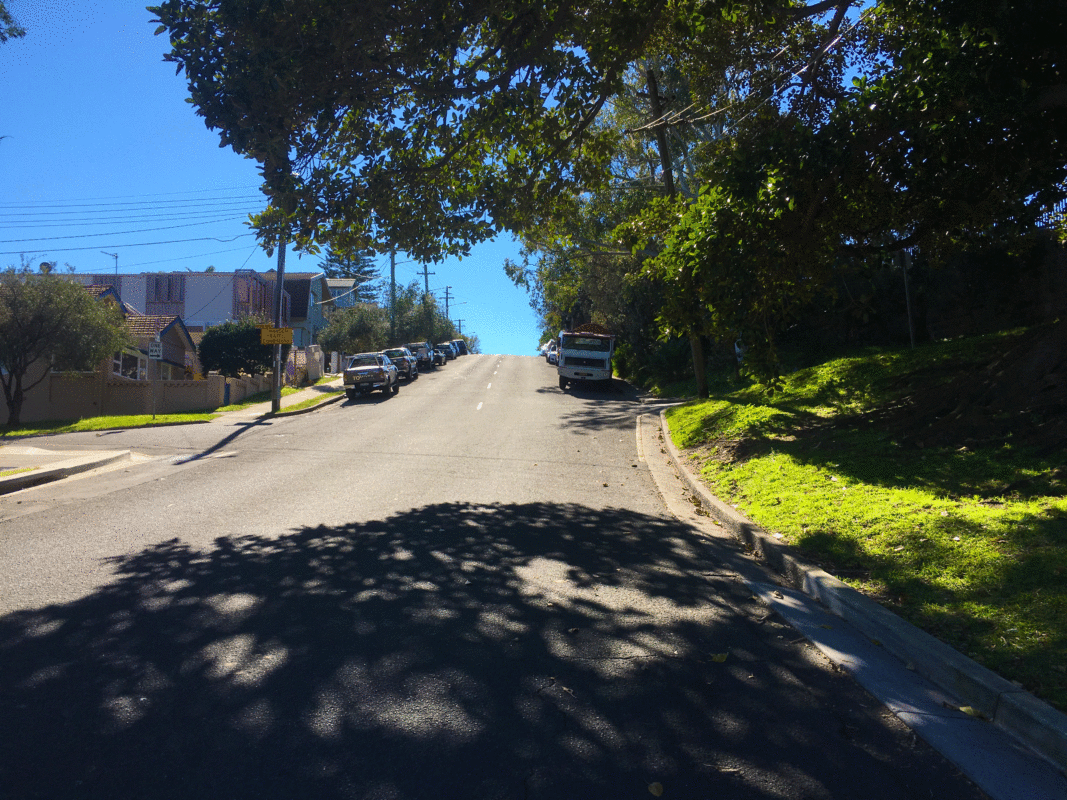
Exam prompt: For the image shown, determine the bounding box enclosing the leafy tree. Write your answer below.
[386,280,461,344]
[0,2,25,44]
[460,334,481,355]
[148,0,664,259]
[0,268,129,427]
[317,304,389,354]
[319,247,382,303]
[628,0,1067,384]
[198,318,275,378]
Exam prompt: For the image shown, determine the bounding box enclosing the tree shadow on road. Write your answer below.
[0,502,982,800]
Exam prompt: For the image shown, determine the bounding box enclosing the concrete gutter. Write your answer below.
[0,449,132,496]
[658,409,1067,775]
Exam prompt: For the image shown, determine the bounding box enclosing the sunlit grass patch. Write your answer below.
[0,466,37,478]
[665,330,1067,711]
[1,413,218,438]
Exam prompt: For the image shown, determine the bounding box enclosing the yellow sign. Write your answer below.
[260,327,293,345]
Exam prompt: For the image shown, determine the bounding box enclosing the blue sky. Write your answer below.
[0,2,543,356]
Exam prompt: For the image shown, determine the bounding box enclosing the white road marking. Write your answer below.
[476,402,483,411]
[487,383,492,389]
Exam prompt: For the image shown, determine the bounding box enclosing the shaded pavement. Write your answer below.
[0,502,987,800]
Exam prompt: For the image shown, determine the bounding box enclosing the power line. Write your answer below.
[0,217,251,244]
[0,201,264,223]
[0,210,262,232]
[0,185,262,208]
[0,233,256,255]
[120,245,260,269]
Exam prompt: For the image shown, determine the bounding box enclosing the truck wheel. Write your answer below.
[381,383,391,396]
[392,381,400,395]
[558,376,567,391]
[346,390,357,401]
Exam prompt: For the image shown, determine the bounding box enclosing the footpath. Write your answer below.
[0,377,344,496]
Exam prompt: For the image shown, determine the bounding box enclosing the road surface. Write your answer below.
[0,355,986,799]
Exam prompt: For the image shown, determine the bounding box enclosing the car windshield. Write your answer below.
[384,350,405,358]
[561,335,611,352]
[349,355,378,367]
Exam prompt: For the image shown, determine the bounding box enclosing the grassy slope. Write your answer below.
[666,331,1067,711]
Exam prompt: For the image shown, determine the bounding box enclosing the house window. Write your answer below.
[113,351,146,381]
[150,275,185,303]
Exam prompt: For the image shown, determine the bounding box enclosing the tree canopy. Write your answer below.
[319,247,382,304]
[149,0,663,260]
[316,304,389,355]
[0,1,25,44]
[503,0,1067,386]
[154,0,1067,389]
[0,269,130,427]
[197,318,276,378]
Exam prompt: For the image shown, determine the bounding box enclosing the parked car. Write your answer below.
[436,342,457,361]
[404,342,436,371]
[451,339,468,356]
[343,352,399,399]
[431,346,447,366]
[545,341,558,365]
[382,346,418,380]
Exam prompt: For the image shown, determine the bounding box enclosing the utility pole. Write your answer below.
[101,251,118,277]
[390,250,397,342]
[455,319,464,334]
[271,235,287,414]
[418,264,435,340]
[443,286,452,318]
[418,264,435,295]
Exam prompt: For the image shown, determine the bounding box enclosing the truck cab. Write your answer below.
[556,330,615,390]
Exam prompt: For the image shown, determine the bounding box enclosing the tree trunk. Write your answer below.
[689,334,708,397]
[646,68,676,199]
[3,377,24,428]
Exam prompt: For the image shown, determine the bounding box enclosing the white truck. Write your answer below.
[556,325,616,390]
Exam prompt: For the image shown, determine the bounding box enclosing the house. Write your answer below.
[326,278,359,309]
[122,315,200,380]
[263,271,334,347]
[0,284,265,426]
[71,270,289,331]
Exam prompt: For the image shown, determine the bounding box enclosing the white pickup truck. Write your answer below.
[556,329,615,390]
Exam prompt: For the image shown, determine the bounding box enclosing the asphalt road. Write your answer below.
[0,355,988,799]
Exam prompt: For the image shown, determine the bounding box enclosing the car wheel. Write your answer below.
[558,376,567,390]
[392,381,400,394]
[346,390,357,401]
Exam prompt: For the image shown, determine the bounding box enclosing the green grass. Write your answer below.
[215,378,343,414]
[277,389,344,413]
[666,331,1067,711]
[213,385,302,412]
[0,413,219,438]
[0,466,37,478]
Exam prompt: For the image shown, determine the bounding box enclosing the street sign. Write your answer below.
[148,341,163,360]
[260,327,293,345]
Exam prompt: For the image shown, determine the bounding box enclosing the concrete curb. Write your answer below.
[0,450,132,496]
[263,390,345,418]
[658,409,1067,774]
